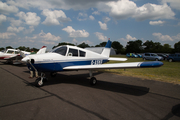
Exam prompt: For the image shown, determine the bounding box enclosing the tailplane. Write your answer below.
[37,46,47,54]
[101,39,112,57]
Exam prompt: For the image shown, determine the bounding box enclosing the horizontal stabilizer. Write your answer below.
[63,61,163,70]
[108,57,127,61]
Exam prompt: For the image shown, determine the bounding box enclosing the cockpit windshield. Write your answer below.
[52,46,67,56]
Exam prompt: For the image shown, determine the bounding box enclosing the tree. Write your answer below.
[111,41,123,54]
[6,46,13,49]
[0,47,5,51]
[143,40,155,52]
[153,42,163,53]
[77,42,90,48]
[99,42,107,47]
[174,41,180,53]
[126,40,143,53]
[162,44,172,53]
[31,47,39,52]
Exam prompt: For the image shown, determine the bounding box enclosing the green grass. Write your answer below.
[101,55,180,84]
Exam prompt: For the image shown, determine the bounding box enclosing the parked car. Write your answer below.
[136,54,142,58]
[126,53,138,58]
[143,53,163,61]
[157,53,168,60]
[167,54,180,62]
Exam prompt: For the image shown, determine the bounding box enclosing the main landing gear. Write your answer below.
[89,70,97,85]
[34,70,97,87]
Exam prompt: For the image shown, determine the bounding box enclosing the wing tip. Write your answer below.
[140,61,163,67]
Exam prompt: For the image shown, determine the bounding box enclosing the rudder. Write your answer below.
[101,40,112,57]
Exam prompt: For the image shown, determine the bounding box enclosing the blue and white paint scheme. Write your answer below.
[22,39,163,87]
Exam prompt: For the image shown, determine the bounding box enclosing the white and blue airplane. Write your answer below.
[22,39,163,87]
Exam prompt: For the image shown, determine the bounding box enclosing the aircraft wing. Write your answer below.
[4,55,21,60]
[63,61,163,70]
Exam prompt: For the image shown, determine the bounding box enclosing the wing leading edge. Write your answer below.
[63,61,163,70]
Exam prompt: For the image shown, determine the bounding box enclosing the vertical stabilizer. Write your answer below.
[37,46,47,54]
[101,39,112,57]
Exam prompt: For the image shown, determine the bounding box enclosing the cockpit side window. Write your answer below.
[79,50,86,57]
[68,48,78,57]
[52,46,67,56]
[15,51,20,54]
[7,50,14,54]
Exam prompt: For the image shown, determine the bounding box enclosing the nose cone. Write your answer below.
[21,56,30,62]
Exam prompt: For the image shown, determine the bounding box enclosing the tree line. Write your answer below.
[1,40,180,54]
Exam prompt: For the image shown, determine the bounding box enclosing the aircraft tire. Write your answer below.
[35,77,44,87]
[90,77,97,86]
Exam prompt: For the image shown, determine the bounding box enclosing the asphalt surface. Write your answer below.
[0,60,180,120]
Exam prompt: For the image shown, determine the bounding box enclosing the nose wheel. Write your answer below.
[35,73,46,87]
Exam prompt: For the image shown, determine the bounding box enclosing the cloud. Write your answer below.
[94,32,107,41]
[89,15,95,20]
[134,3,175,21]
[41,9,71,25]
[38,30,61,41]
[77,12,88,21]
[103,16,111,23]
[106,0,137,20]
[92,11,100,15]
[0,1,19,14]
[172,33,180,41]
[24,26,35,34]
[5,0,175,21]
[98,21,108,30]
[62,26,89,38]
[119,34,137,46]
[126,34,137,41]
[16,11,41,26]
[104,0,175,21]
[149,20,165,25]
[0,14,6,24]
[161,0,180,10]
[9,19,23,27]
[152,33,173,41]
[72,38,78,44]
[7,26,25,33]
[24,30,61,45]
[0,32,16,39]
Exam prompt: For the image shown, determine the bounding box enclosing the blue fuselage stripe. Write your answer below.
[29,60,108,72]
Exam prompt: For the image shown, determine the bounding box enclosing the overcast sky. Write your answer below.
[0,0,180,50]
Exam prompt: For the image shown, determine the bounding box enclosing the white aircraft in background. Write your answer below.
[22,39,163,87]
[0,46,46,64]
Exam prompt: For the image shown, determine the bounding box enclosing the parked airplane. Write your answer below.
[22,40,163,87]
[0,46,46,64]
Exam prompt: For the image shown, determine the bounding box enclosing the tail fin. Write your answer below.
[101,39,112,57]
[37,46,47,54]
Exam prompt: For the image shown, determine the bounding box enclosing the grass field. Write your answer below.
[102,55,180,84]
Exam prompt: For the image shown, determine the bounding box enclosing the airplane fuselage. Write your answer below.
[22,45,109,72]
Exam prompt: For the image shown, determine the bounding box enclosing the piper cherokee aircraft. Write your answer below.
[0,46,46,64]
[22,39,163,87]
